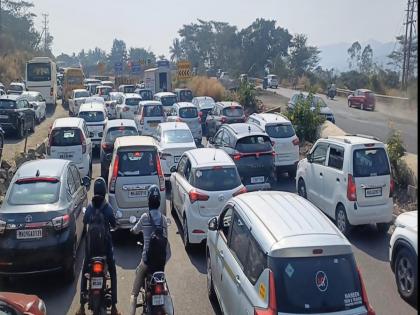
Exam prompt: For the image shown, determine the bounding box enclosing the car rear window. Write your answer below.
[265,124,295,138]
[10,84,23,91]
[269,254,363,313]
[353,148,390,177]
[117,150,157,177]
[75,91,89,98]
[0,100,16,109]
[78,111,105,122]
[163,130,194,144]
[190,167,241,191]
[139,90,153,100]
[105,127,138,143]
[124,86,135,93]
[179,107,198,118]
[9,180,60,205]
[125,98,141,106]
[50,128,82,146]
[180,90,193,101]
[236,135,272,153]
[161,96,177,107]
[144,105,164,117]
[223,107,243,117]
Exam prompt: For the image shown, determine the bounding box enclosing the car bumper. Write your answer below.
[346,199,394,225]
[0,123,18,132]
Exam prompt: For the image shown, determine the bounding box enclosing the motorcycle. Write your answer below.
[327,88,336,100]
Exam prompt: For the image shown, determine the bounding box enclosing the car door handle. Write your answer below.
[234,275,241,285]
[319,172,323,176]
[336,178,340,182]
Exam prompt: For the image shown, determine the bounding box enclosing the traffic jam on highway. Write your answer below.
[0,57,417,315]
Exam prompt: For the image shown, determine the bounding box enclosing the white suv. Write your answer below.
[247,113,299,179]
[170,148,245,250]
[117,93,142,119]
[206,191,375,315]
[78,102,107,150]
[296,134,394,235]
[389,210,417,304]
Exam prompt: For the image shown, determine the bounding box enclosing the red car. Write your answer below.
[347,88,376,110]
[0,292,46,315]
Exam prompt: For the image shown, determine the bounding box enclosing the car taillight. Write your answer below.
[50,87,53,96]
[52,214,70,230]
[102,143,112,151]
[189,190,209,203]
[221,117,227,124]
[80,132,86,154]
[0,220,6,234]
[92,261,104,274]
[233,186,247,197]
[153,283,166,295]
[156,154,165,191]
[292,137,300,146]
[254,270,276,315]
[109,155,119,193]
[347,174,357,201]
[358,268,376,315]
[390,177,394,197]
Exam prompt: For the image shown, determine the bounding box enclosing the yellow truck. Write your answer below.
[62,67,84,105]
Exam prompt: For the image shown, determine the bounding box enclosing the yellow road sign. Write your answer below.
[177,60,191,79]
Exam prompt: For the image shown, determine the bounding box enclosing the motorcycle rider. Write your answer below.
[76,177,121,315]
[129,185,172,315]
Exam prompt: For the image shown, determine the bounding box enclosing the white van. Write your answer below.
[78,102,107,150]
[267,74,279,88]
[135,101,165,136]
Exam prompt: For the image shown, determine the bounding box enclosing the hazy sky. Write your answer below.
[32,0,407,57]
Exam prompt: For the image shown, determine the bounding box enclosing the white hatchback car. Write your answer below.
[247,113,299,179]
[78,102,107,150]
[206,191,375,315]
[21,91,47,123]
[389,210,418,303]
[153,122,196,179]
[117,93,142,119]
[296,134,394,235]
[170,148,245,249]
[166,102,202,144]
[135,101,165,136]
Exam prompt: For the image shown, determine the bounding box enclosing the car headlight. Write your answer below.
[116,211,123,219]
[38,299,47,315]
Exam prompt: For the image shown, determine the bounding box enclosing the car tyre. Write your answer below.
[348,100,352,107]
[30,116,35,133]
[377,222,391,233]
[288,167,297,179]
[297,178,307,199]
[63,240,77,284]
[335,204,352,236]
[182,215,192,252]
[207,252,217,301]
[395,248,417,303]
[361,103,364,110]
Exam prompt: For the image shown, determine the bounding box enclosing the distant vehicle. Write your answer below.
[135,101,165,136]
[86,82,101,96]
[106,92,124,119]
[83,78,101,86]
[174,88,193,102]
[166,102,202,144]
[25,56,57,105]
[77,102,108,150]
[390,210,418,304]
[239,73,248,83]
[20,91,47,123]
[218,72,239,90]
[7,82,26,95]
[297,134,394,235]
[267,74,279,88]
[144,66,172,94]
[0,291,47,315]
[118,84,136,94]
[205,101,245,138]
[117,93,141,119]
[0,94,36,138]
[95,85,112,101]
[62,67,84,105]
[100,80,114,89]
[348,89,376,111]
[94,75,109,81]
[153,92,177,114]
[134,88,153,101]
[288,92,335,124]
[68,89,90,116]
[0,159,90,282]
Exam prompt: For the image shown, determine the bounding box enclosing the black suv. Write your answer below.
[205,102,246,138]
[207,123,274,191]
[0,95,36,138]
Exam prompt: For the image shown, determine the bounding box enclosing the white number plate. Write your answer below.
[251,176,265,184]
[148,122,158,127]
[17,229,42,239]
[0,115,8,119]
[365,187,382,197]
[152,295,164,306]
[174,156,181,163]
[128,190,147,198]
[59,153,73,159]
[91,277,103,289]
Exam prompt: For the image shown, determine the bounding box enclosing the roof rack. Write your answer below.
[325,136,352,144]
[345,134,380,141]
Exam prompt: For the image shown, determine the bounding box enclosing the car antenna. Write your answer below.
[36,169,40,177]
[213,149,217,160]
[248,125,251,133]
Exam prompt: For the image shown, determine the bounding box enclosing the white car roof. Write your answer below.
[124,93,141,98]
[73,89,88,93]
[115,135,156,149]
[154,92,176,97]
[251,113,291,125]
[174,102,195,108]
[187,148,235,168]
[106,119,137,128]
[79,102,106,112]
[21,91,40,96]
[53,117,84,128]
[324,135,384,146]
[139,101,162,106]
[193,96,215,102]
[158,122,190,131]
[85,96,105,103]
[233,191,351,256]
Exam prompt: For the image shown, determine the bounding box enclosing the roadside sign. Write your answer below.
[114,62,123,74]
[177,60,191,80]
[157,59,170,68]
[132,63,141,75]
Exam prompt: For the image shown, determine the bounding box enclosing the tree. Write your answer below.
[128,47,155,64]
[360,44,373,74]
[108,39,127,64]
[287,34,320,78]
[347,41,362,70]
[169,38,183,62]
[387,34,418,78]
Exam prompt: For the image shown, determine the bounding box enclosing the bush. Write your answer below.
[186,76,226,101]
[225,81,260,114]
[387,128,409,191]
[285,92,325,143]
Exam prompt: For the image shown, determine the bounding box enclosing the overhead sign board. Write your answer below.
[177,60,191,80]
[114,62,123,74]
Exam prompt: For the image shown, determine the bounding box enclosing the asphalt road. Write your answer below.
[0,101,417,315]
[264,87,418,154]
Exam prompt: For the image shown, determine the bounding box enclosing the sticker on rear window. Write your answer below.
[315,271,328,292]
[285,263,294,278]
[259,283,266,299]
[344,291,362,307]
[128,152,143,161]
[64,131,75,138]
[196,170,202,178]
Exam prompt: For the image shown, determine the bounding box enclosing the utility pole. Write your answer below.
[401,0,417,89]
[406,0,416,84]
[42,13,49,53]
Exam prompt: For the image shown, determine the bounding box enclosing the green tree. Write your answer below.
[360,44,373,74]
[108,39,127,64]
[347,41,362,70]
[287,34,320,78]
[169,38,183,62]
[387,34,418,78]
[129,47,155,64]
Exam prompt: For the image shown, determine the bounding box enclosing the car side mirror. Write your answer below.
[207,137,214,144]
[81,176,91,187]
[208,217,218,231]
[307,153,313,163]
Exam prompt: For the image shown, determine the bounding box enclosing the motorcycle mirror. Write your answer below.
[129,216,137,224]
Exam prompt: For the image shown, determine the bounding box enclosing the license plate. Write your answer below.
[148,122,158,127]
[59,153,73,159]
[152,295,164,306]
[365,187,382,197]
[174,156,180,163]
[128,190,147,198]
[91,277,103,289]
[251,176,265,184]
[0,115,8,119]
[16,229,42,239]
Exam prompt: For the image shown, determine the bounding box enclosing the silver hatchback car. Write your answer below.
[166,102,202,144]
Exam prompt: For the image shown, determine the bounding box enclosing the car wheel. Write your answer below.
[395,248,417,303]
[63,240,77,284]
[377,222,391,233]
[207,252,217,301]
[348,100,352,107]
[335,205,351,236]
[297,178,307,199]
[361,103,364,110]
[170,193,177,216]
[182,215,192,251]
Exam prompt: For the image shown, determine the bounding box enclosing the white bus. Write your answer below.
[25,57,57,105]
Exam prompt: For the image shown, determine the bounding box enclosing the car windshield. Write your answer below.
[269,75,278,80]
[78,111,105,122]
[223,106,243,117]
[311,96,327,108]
[125,98,141,106]
[163,130,194,144]
[198,98,215,108]
[117,150,157,176]
[269,254,363,313]
[124,86,135,93]
[9,84,23,91]
[98,87,112,95]
[161,96,177,107]
[235,135,272,153]
[67,75,83,85]
[75,91,89,98]
[265,123,295,138]
[8,180,60,205]
[139,90,153,100]
[0,100,16,109]
[22,94,38,102]
[179,107,198,118]
[105,127,138,143]
[190,167,241,191]
[27,63,51,82]
[144,105,164,117]
[353,148,390,177]
[50,128,82,146]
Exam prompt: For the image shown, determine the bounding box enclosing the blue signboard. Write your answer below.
[131,63,141,74]
[114,62,123,73]
[157,59,170,68]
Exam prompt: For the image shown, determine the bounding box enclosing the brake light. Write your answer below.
[16,177,59,184]
[109,155,119,193]
[390,177,394,197]
[254,270,276,315]
[92,261,104,274]
[358,268,376,315]
[233,153,241,161]
[50,87,53,96]
[189,190,209,203]
[292,137,300,146]
[347,174,357,201]
[153,283,166,295]
[80,131,86,154]
[101,143,112,150]
[221,117,227,124]
[156,154,165,191]
[52,214,70,230]
[233,186,247,197]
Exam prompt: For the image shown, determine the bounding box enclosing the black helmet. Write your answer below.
[93,177,107,197]
[148,184,161,209]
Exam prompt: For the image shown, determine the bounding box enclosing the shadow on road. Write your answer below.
[112,230,143,270]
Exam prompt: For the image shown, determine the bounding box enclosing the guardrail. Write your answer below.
[336,88,409,102]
